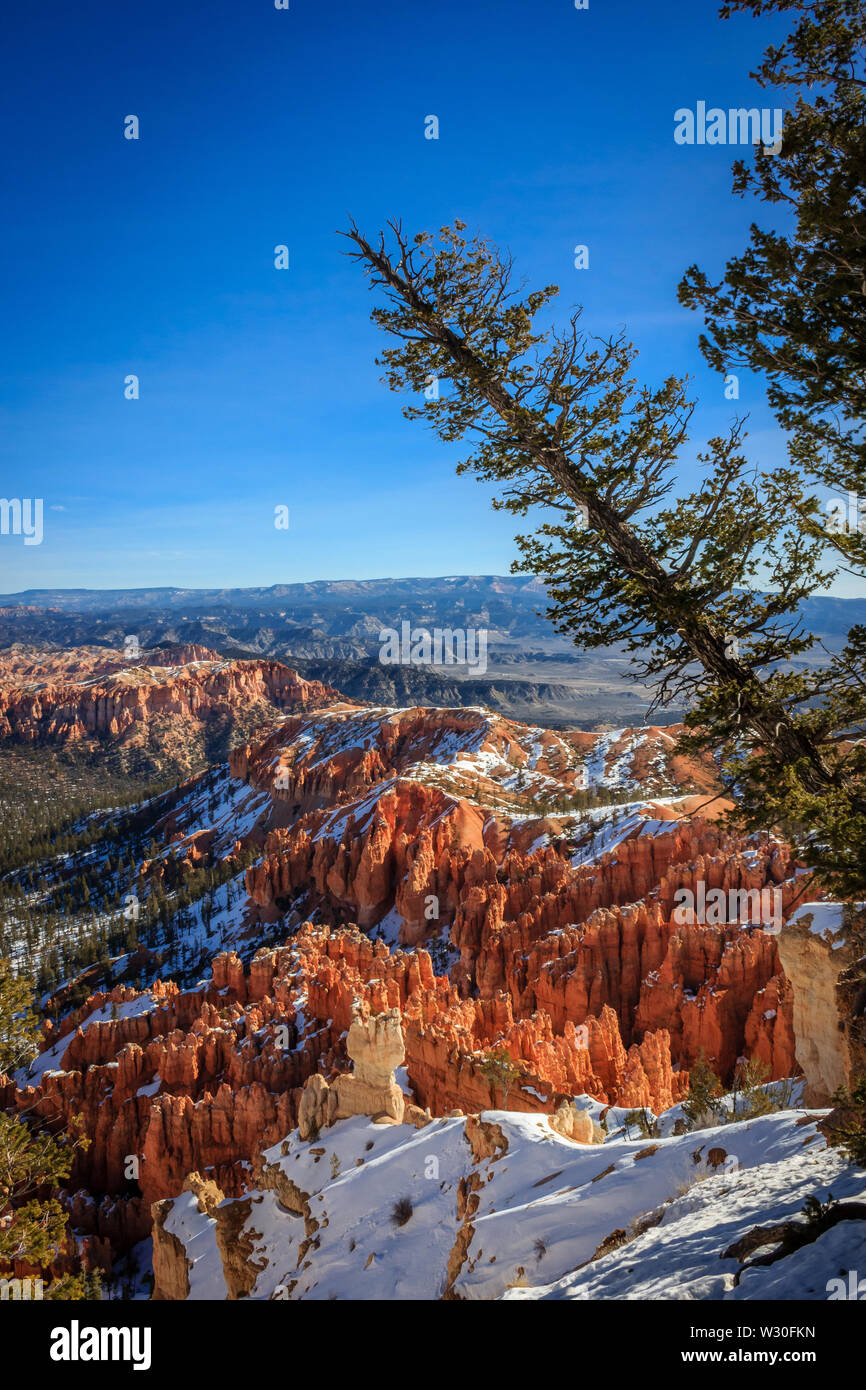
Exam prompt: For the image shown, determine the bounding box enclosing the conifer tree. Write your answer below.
[0,959,40,1077]
[678,0,866,517]
[0,961,96,1295]
[478,1047,523,1110]
[829,1074,866,1165]
[342,204,866,891]
[683,1051,725,1129]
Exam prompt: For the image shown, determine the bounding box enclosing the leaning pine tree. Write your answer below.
[342,215,866,893]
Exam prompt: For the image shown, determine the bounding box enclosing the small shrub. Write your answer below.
[392,1196,413,1227]
[591,1228,629,1261]
[802,1192,837,1227]
[624,1108,660,1140]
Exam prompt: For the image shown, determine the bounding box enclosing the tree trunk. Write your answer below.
[352,229,845,801]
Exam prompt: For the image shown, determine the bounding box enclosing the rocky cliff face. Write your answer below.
[0,642,220,684]
[0,647,340,747]
[3,923,690,1267]
[0,645,342,775]
[0,693,825,1290]
[4,882,796,1279]
[777,904,866,1105]
[233,706,795,1086]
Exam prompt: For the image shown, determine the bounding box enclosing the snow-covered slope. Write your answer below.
[154,1100,865,1302]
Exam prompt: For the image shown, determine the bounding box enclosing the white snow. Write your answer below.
[788,901,864,947]
[154,1097,866,1303]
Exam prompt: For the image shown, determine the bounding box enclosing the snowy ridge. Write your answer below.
[156,1101,865,1302]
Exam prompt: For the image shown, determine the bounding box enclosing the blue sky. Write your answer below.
[3,0,843,594]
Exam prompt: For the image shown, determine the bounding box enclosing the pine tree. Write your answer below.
[731,1055,775,1118]
[477,1047,523,1110]
[343,214,866,893]
[678,0,866,509]
[828,1074,866,1165]
[683,1051,725,1130]
[0,962,97,1294]
[0,960,40,1076]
